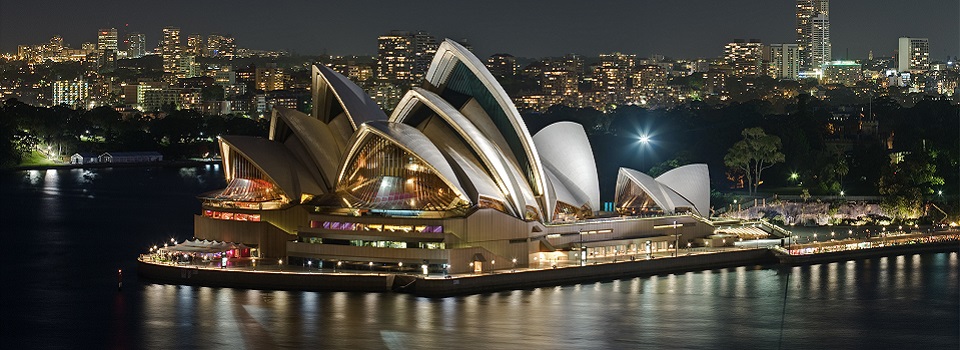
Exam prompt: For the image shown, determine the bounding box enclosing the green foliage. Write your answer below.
[647,151,693,177]
[0,98,269,167]
[724,127,785,195]
[878,151,944,220]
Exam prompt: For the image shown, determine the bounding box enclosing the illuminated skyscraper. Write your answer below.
[126,33,146,58]
[375,30,438,107]
[256,64,287,91]
[592,52,635,106]
[898,37,930,72]
[161,27,182,74]
[724,39,764,77]
[52,79,90,108]
[797,0,830,70]
[411,31,438,84]
[809,13,831,70]
[377,31,412,86]
[768,43,800,80]
[206,34,236,58]
[376,30,437,88]
[97,28,118,52]
[186,34,204,57]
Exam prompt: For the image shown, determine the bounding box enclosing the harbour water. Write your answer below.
[2,166,957,349]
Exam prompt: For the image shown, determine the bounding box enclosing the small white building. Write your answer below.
[70,152,99,165]
[98,151,163,163]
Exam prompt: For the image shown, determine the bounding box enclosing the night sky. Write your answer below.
[1,0,957,60]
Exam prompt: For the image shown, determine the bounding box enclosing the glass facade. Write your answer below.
[338,134,468,211]
[615,180,664,215]
[203,210,261,222]
[310,221,444,234]
[442,61,541,195]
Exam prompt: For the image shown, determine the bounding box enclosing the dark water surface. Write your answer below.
[2,166,958,349]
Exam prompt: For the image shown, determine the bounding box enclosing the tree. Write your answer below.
[724,127,785,195]
[878,151,944,220]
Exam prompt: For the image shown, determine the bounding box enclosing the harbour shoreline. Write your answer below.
[137,239,959,297]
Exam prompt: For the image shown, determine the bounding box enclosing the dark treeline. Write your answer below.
[523,95,959,218]
[0,98,269,166]
[2,93,957,220]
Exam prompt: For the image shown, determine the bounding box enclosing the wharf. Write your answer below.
[139,248,777,297]
[138,232,959,297]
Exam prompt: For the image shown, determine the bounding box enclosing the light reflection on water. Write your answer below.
[127,252,960,350]
[2,167,959,349]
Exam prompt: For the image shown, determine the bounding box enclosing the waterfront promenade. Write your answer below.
[138,231,960,297]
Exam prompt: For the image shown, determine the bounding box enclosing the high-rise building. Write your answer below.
[809,13,831,70]
[97,28,118,52]
[126,33,146,58]
[590,52,636,108]
[898,37,930,72]
[797,0,830,70]
[411,31,438,84]
[376,30,438,88]
[52,79,90,108]
[487,53,519,79]
[724,39,764,77]
[768,43,800,80]
[375,30,438,108]
[186,34,204,57]
[177,55,199,79]
[256,64,287,91]
[206,34,236,58]
[377,31,413,86]
[632,64,667,104]
[161,27,182,74]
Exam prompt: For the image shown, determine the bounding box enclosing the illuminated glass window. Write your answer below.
[615,180,664,215]
[338,134,468,211]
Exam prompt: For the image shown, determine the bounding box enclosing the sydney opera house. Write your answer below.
[195,39,715,274]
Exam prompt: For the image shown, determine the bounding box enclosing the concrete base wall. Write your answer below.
[410,249,777,297]
[777,241,959,265]
[138,260,392,292]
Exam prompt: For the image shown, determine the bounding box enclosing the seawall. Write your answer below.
[137,260,393,292]
[138,243,960,297]
[408,249,775,297]
[139,249,778,297]
[775,241,960,265]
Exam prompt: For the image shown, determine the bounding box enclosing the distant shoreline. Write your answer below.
[5,159,220,171]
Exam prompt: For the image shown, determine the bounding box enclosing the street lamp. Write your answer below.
[307,260,312,272]
[278,259,283,272]
[512,258,517,272]
[337,260,342,273]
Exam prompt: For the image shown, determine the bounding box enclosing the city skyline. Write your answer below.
[1,0,957,59]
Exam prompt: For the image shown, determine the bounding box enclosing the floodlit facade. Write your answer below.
[195,39,716,274]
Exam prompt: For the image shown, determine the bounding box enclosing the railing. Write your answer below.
[758,219,792,238]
